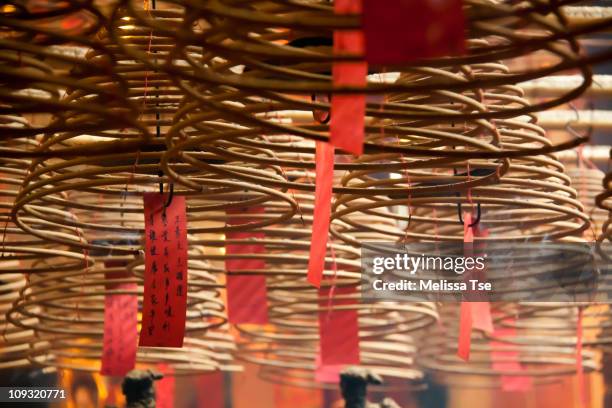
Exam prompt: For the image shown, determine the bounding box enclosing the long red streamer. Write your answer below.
[362,0,465,65]
[225,207,268,324]
[101,263,137,376]
[330,0,366,155]
[457,212,474,361]
[307,142,335,287]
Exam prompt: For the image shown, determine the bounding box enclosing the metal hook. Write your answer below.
[311,93,331,124]
[453,166,481,227]
[457,202,481,227]
[157,170,174,208]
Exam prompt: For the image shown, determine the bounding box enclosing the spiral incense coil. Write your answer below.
[596,148,612,244]
[566,167,608,241]
[489,303,612,352]
[0,271,35,370]
[235,284,437,388]
[26,332,240,375]
[0,1,151,156]
[182,191,363,287]
[0,157,93,273]
[7,257,226,333]
[7,260,240,374]
[332,152,588,244]
[416,304,599,387]
[110,0,607,159]
[12,148,298,254]
[254,333,423,391]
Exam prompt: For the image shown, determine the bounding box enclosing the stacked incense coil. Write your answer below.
[567,167,609,241]
[332,64,589,246]
[596,149,612,244]
[0,156,91,371]
[114,0,607,159]
[213,190,439,387]
[7,256,240,375]
[237,287,437,389]
[417,304,599,388]
[0,0,150,157]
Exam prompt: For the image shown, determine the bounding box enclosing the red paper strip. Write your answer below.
[457,212,474,360]
[225,207,268,324]
[101,262,137,376]
[577,308,586,406]
[318,285,360,366]
[314,353,342,384]
[139,193,188,348]
[156,364,174,408]
[197,372,224,408]
[330,0,366,155]
[471,225,493,333]
[307,142,335,287]
[491,322,532,392]
[457,301,472,361]
[363,0,466,65]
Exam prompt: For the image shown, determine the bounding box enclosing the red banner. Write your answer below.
[491,321,533,392]
[307,142,335,287]
[156,364,174,408]
[101,262,137,376]
[226,207,268,324]
[457,212,474,361]
[139,193,188,347]
[470,225,493,333]
[363,0,465,65]
[318,285,360,366]
[330,0,366,155]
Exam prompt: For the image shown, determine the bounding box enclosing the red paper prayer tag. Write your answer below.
[457,212,475,360]
[307,142,335,287]
[330,0,366,155]
[156,364,174,408]
[139,193,188,348]
[457,301,472,361]
[318,285,360,366]
[363,0,466,65]
[197,372,225,408]
[314,353,342,384]
[491,322,533,392]
[225,207,268,324]
[471,226,493,333]
[577,308,586,406]
[101,262,137,377]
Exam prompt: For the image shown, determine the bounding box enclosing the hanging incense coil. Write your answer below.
[596,148,612,244]
[416,304,599,388]
[566,167,609,241]
[489,303,612,355]
[0,157,93,272]
[0,271,35,370]
[7,258,240,374]
[0,1,151,157]
[110,0,607,158]
[236,285,437,389]
[12,148,298,255]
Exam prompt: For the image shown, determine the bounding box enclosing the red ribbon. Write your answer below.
[491,320,533,392]
[363,0,466,65]
[330,0,367,155]
[225,207,269,324]
[457,212,474,360]
[156,364,174,408]
[101,262,137,376]
[307,142,335,287]
[318,285,360,366]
